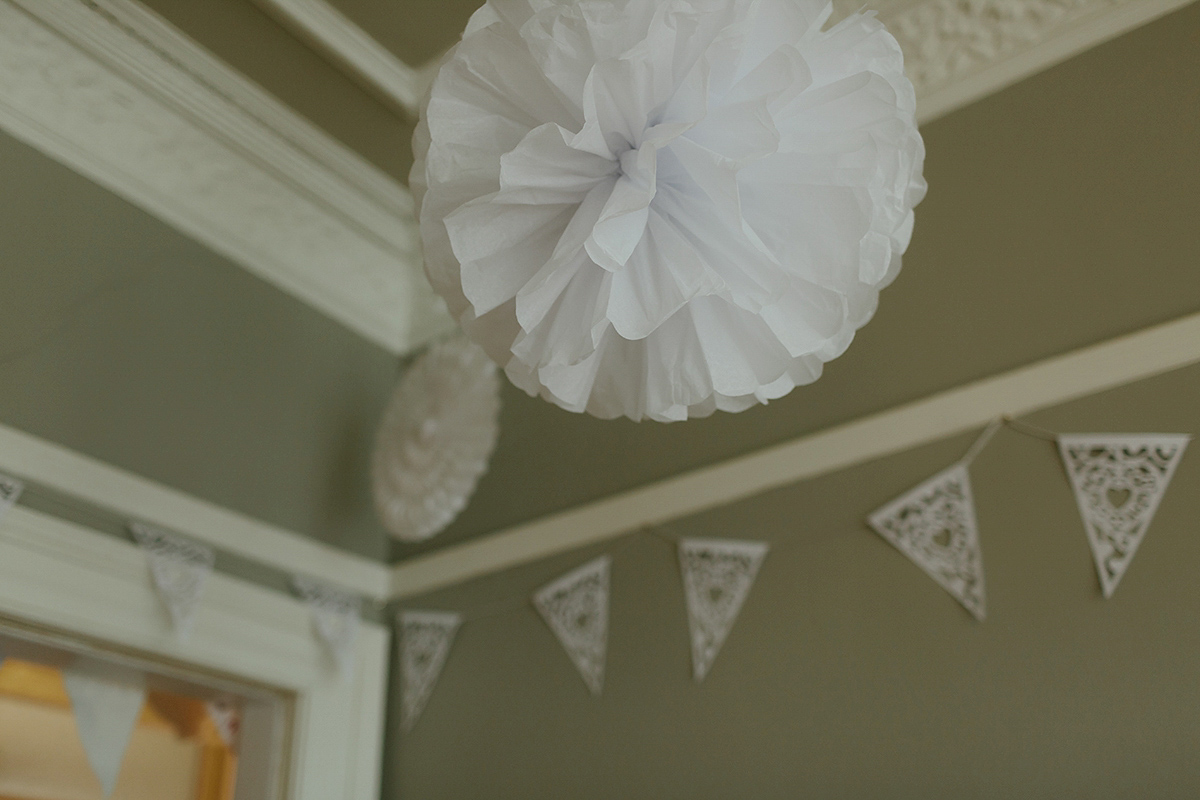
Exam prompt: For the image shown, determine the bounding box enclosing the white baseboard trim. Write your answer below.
[0,423,393,601]
[391,310,1200,598]
[0,504,390,800]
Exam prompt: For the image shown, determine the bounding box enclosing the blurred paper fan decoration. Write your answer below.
[372,336,501,542]
[413,0,926,422]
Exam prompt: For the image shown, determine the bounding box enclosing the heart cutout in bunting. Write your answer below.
[534,556,611,695]
[399,610,462,733]
[130,523,215,640]
[63,659,146,798]
[1058,434,1189,597]
[867,463,986,620]
[678,538,768,682]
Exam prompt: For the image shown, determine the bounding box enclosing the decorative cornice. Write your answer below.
[872,0,1197,122]
[0,0,1187,355]
[0,0,455,355]
[250,0,439,115]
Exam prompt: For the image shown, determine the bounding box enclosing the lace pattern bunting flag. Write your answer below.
[678,538,768,682]
[0,473,24,523]
[399,610,462,733]
[293,576,362,675]
[1058,434,1189,598]
[534,556,611,695]
[868,463,986,620]
[130,523,215,640]
[63,659,146,797]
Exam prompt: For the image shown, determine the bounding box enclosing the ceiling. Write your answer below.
[0,0,1196,574]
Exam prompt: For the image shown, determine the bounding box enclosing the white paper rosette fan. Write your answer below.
[413,0,926,422]
[372,336,501,541]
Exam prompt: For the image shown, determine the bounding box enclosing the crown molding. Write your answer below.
[391,310,1200,598]
[0,0,455,355]
[880,0,1197,123]
[0,0,1184,356]
[250,0,438,115]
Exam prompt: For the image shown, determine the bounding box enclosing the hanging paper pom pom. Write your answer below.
[413,0,926,422]
[371,336,501,541]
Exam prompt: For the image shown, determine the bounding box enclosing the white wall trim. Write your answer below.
[251,0,438,115]
[0,0,454,355]
[255,0,1195,129]
[0,0,1185,354]
[391,311,1200,598]
[0,423,393,600]
[895,0,1198,123]
[0,504,390,800]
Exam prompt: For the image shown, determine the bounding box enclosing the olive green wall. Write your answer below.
[324,0,484,66]
[397,2,1200,559]
[386,362,1200,799]
[0,130,398,560]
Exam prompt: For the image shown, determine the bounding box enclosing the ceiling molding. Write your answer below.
[250,0,437,115]
[391,310,1200,599]
[0,0,454,355]
[254,0,1193,129]
[0,421,394,601]
[0,0,1183,354]
[885,0,1198,123]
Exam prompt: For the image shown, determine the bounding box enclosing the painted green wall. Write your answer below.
[386,363,1200,798]
[0,130,398,560]
[396,2,1200,559]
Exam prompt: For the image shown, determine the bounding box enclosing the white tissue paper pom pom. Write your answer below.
[412,0,926,422]
[372,336,501,542]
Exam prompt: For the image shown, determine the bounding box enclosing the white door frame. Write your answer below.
[0,503,390,800]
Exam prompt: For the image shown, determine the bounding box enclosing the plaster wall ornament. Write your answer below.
[372,335,501,542]
[1058,434,1189,597]
[63,659,146,798]
[678,538,768,681]
[868,463,986,620]
[130,523,215,640]
[0,472,23,523]
[293,576,362,675]
[399,610,463,733]
[413,0,926,421]
[533,556,612,695]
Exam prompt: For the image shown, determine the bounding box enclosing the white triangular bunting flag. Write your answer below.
[868,463,986,620]
[130,523,214,640]
[678,538,768,682]
[1058,434,1189,598]
[399,610,462,733]
[63,659,146,798]
[205,696,241,750]
[533,556,610,695]
[0,473,24,523]
[293,576,361,675]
